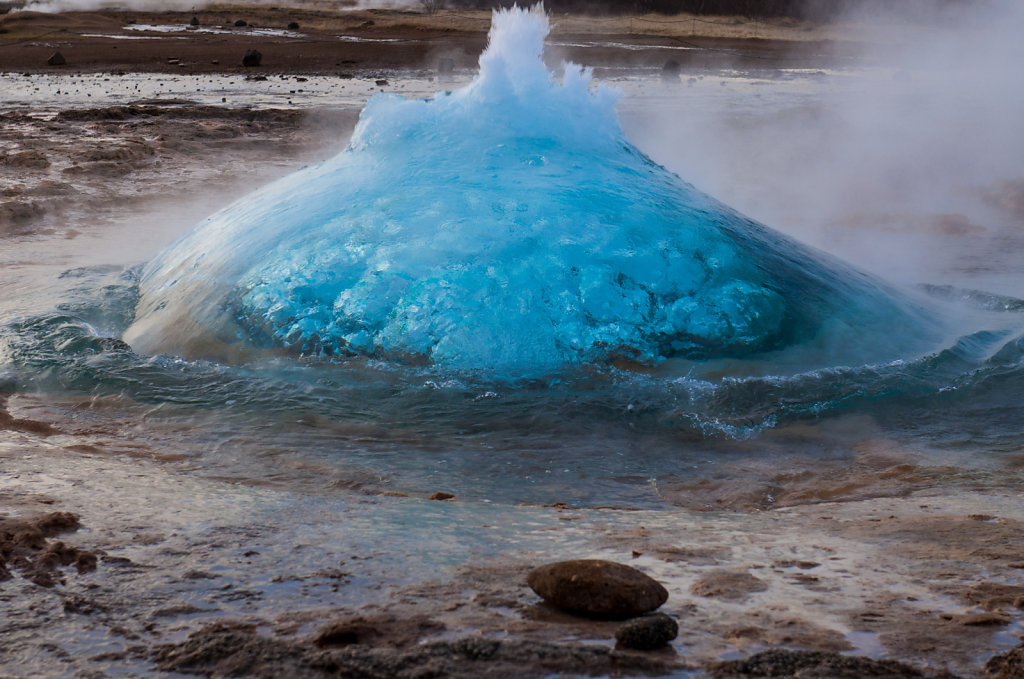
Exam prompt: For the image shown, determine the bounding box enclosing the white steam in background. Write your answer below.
[625,0,1024,291]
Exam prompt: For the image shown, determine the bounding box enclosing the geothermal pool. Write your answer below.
[1,6,1023,678]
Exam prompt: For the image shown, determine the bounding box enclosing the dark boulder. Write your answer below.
[242,49,262,67]
[189,16,199,26]
[234,19,247,27]
[527,559,668,618]
[288,21,300,30]
[47,51,66,66]
[615,613,678,650]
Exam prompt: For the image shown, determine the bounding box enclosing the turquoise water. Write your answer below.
[125,7,942,378]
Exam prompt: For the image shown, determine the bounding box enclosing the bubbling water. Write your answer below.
[124,5,943,379]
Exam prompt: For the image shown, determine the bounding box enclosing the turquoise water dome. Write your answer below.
[124,6,942,378]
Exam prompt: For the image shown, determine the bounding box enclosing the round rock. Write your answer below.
[242,49,262,67]
[527,559,668,618]
[615,613,678,650]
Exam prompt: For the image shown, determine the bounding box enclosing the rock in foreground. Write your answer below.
[711,649,953,678]
[985,642,1024,679]
[154,624,679,678]
[615,613,678,650]
[527,559,668,618]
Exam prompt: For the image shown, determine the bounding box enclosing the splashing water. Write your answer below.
[123,6,944,378]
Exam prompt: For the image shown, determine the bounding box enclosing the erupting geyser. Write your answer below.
[125,5,941,378]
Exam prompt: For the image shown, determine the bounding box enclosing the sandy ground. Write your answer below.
[1,6,1023,679]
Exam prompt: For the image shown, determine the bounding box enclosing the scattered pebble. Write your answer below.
[615,613,678,650]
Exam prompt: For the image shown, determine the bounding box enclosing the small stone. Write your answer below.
[375,79,389,87]
[235,19,247,27]
[615,613,678,650]
[527,559,668,618]
[428,492,455,501]
[190,16,199,26]
[288,21,300,30]
[242,49,262,67]
[47,52,66,66]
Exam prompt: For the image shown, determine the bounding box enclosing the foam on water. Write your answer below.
[123,5,947,379]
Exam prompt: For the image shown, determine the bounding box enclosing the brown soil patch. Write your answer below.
[0,510,97,586]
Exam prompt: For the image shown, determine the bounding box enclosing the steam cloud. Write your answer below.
[625,0,1024,288]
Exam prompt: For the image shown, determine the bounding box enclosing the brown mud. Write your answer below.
[0,510,97,587]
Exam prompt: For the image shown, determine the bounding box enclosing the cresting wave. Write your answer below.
[124,5,943,379]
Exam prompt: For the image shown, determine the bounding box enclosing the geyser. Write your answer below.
[125,5,941,378]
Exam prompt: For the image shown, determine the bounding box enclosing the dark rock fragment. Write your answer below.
[190,16,199,26]
[235,19,247,27]
[429,491,455,501]
[242,49,262,67]
[47,51,66,66]
[615,612,678,650]
[711,649,943,678]
[527,559,668,618]
[986,642,1024,678]
[288,21,300,29]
